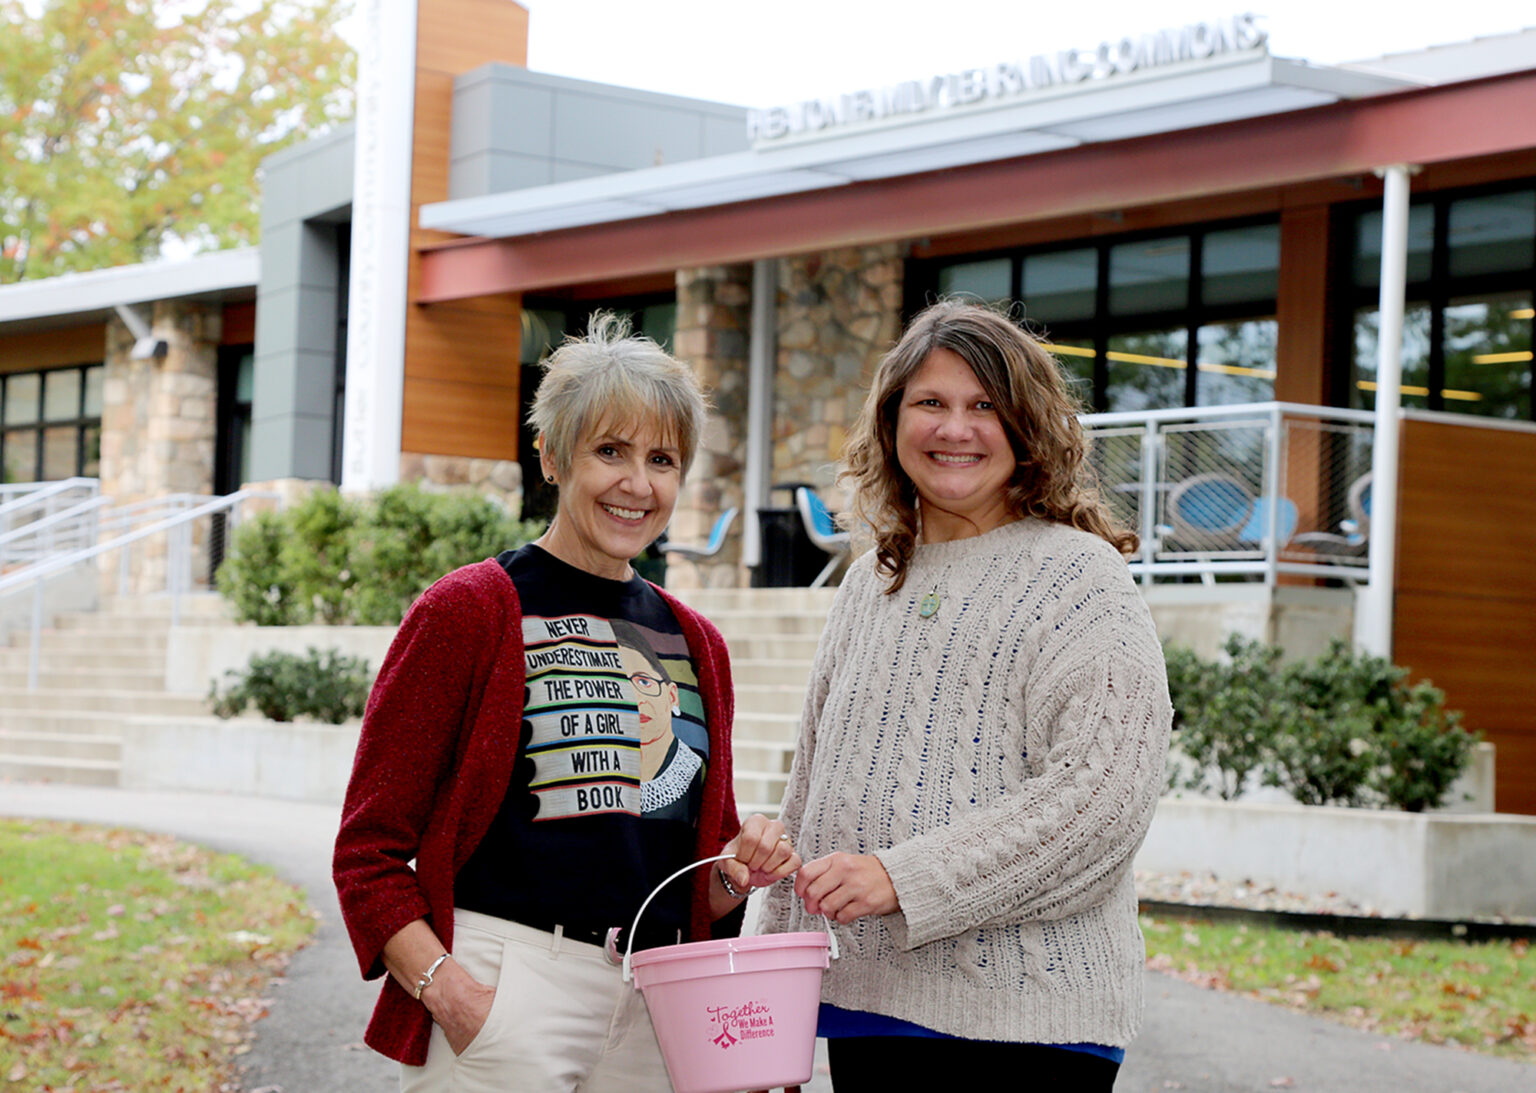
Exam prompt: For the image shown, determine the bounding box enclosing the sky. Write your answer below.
[519,1,1535,108]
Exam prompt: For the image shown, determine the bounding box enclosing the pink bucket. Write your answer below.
[623,854,837,1093]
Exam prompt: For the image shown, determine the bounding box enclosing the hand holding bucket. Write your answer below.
[625,853,839,1093]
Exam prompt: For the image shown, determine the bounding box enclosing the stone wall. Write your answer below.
[99,300,219,594]
[773,245,904,509]
[398,452,524,516]
[666,264,754,590]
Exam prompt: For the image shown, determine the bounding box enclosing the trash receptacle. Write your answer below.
[753,484,824,587]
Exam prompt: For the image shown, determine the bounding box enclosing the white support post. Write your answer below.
[1357,164,1414,659]
[742,259,778,570]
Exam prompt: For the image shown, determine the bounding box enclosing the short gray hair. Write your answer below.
[529,312,708,478]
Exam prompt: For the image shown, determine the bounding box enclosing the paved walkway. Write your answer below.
[2,784,1529,1093]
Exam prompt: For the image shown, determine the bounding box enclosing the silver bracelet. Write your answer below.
[717,864,747,900]
[413,952,449,1000]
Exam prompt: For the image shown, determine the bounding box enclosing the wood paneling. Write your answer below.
[1275,205,1331,406]
[221,302,256,345]
[401,0,528,462]
[1394,589,1536,816]
[1396,418,1536,815]
[0,325,107,372]
[402,375,520,460]
[1398,420,1536,601]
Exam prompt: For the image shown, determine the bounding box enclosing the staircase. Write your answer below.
[0,594,232,786]
[1,586,833,813]
[672,586,836,817]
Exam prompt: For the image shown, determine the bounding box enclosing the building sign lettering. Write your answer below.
[748,13,1267,143]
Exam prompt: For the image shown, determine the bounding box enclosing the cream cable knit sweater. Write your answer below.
[759,518,1171,1047]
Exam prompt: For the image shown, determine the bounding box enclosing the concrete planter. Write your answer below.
[165,624,397,695]
[121,716,359,804]
[1137,797,1536,919]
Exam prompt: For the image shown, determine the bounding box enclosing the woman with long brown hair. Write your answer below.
[760,300,1171,1090]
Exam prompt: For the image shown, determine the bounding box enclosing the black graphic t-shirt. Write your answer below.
[453,545,708,946]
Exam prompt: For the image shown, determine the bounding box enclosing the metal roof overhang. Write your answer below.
[417,62,1536,302]
[0,248,260,334]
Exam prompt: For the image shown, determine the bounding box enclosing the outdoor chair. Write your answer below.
[794,487,850,589]
[1293,473,1372,558]
[1163,472,1255,552]
[660,506,737,562]
[1238,494,1299,551]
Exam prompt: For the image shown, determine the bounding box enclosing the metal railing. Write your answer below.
[1081,402,1376,585]
[0,478,102,566]
[0,489,274,690]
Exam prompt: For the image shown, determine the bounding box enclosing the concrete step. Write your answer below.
[733,712,802,742]
[51,612,181,632]
[0,687,207,715]
[720,635,824,661]
[0,729,120,762]
[735,739,796,774]
[732,771,790,808]
[731,685,812,717]
[0,709,127,735]
[0,668,168,692]
[705,610,831,637]
[99,594,233,620]
[5,631,170,655]
[0,753,120,786]
[0,648,166,674]
[728,659,814,687]
[675,588,838,614]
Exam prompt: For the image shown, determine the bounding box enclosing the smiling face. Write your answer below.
[895,348,1018,542]
[539,417,681,580]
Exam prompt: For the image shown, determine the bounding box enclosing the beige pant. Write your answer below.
[400,909,674,1093]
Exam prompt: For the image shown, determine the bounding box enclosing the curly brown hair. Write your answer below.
[841,300,1137,593]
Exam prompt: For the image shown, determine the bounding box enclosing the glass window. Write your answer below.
[520,309,567,366]
[1040,337,1095,404]
[1197,319,1278,405]
[1203,225,1280,306]
[43,369,81,422]
[1442,293,1533,420]
[1022,249,1096,324]
[938,258,1010,306]
[82,424,101,478]
[1353,304,1432,411]
[4,373,40,426]
[1448,190,1536,278]
[1110,237,1189,315]
[1354,204,1435,287]
[638,302,677,351]
[83,365,104,417]
[41,426,77,480]
[1107,329,1187,413]
[3,429,38,483]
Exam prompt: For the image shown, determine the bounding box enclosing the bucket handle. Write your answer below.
[622,852,841,982]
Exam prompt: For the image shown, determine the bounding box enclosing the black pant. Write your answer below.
[827,1035,1120,1092]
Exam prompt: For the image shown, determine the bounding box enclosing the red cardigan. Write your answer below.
[332,559,741,1065]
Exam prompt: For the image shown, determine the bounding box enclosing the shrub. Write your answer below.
[217,484,542,626]
[1163,636,1479,811]
[1165,636,1282,800]
[208,647,372,724]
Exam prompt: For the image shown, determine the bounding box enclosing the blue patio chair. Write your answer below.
[661,506,737,562]
[1165,473,1254,551]
[1294,473,1372,557]
[794,487,850,589]
[1239,495,1299,549]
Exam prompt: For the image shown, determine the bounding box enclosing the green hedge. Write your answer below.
[1166,636,1478,812]
[207,647,372,724]
[217,484,543,626]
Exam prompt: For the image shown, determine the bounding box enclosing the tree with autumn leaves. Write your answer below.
[0,0,354,283]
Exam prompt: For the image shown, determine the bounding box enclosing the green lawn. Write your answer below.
[0,818,316,1091]
[1143,913,1536,1062]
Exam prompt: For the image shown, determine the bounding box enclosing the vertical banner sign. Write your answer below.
[342,0,418,492]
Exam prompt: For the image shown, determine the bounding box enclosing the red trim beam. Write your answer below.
[417,71,1536,302]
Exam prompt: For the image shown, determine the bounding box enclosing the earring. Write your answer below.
[545,475,555,484]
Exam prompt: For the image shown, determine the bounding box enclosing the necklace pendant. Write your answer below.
[918,591,941,618]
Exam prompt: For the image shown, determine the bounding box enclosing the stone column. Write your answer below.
[99,300,219,594]
[397,452,524,515]
[773,244,904,508]
[668,264,753,591]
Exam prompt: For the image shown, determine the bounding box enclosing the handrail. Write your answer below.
[1079,401,1377,429]
[0,495,112,549]
[1,489,276,690]
[0,476,99,519]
